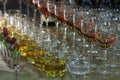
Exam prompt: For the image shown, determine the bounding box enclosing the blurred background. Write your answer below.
[0,0,120,11]
[0,0,120,10]
[0,0,19,11]
[0,0,120,18]
[0,0,39,18]
[74,0,120,8]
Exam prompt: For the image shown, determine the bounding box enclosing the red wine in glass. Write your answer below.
[97,34,115,48]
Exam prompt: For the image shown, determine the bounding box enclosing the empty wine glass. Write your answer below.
[26,0,30,22]
[17,0,22,14]
[68,39,91,80]
[32,0,39,27]
[2,0,8,16]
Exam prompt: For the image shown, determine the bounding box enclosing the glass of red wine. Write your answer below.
[96,13,116,74]
[64,4,76,34]
[79,8,100,68]
[54,1,67,42]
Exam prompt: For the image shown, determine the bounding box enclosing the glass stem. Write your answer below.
[83,74,87,80]
[19,1,22,14]
[63,27,67,41]
[56,22,59,40]
[90,43,94,64]
[40,13,43,24]
[33,9,37,27]
[46,18,50,33]
[72,29,76,47]
[103,49,108,71]
[39,24,43,46]
[27,3,29,22]
[3,3,6,16]
[15,66,19,80]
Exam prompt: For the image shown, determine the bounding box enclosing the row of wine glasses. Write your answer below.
[15,0,120,79]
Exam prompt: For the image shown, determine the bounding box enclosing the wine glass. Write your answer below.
[54,1,69,42]
[38,0,52,43]
[2,0,8,16]
[47,0,55,15]
[44,44,66,77]
[22,0,30,22]
[81,9,100,68]
[65,7,91,77]
[96,14,116,74]
[32,0,39,27]
[34,24,46,70]
[17,0,22,14]
[38,0,50,26]
[26,0,30,22]
[108,9,120,68]
[68,39,91,80]
[63,4,76,35]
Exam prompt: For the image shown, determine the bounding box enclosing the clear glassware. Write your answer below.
[34,24,47,71]
[68,39,91,80]
[108,9,120,70]
[63,4,75,36]
[38,0,52,45]
[26,0,30,22]
[96,16,116,74]
[67,10,91,77]
[7,9,20,25]
[54,1,69,45]
[2,0,8,16]
[17,14,31,58]
[44,44,66,77]
[37,0,44,24]
[32,0,39,27]
[17,0,22,14]
[81,9,99,68]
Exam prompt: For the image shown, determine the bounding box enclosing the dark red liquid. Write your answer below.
[82,24,97,42]
[84,32,98,42]
[97,35,115,48]
[39,7,49,18]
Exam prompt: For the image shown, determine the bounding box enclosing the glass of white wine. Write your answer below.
[44,43,67,77]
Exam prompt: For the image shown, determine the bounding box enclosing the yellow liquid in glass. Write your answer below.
[19,40,28,57]
[27,51,35,64]
[35,58,45,70]
[44,58,66,77]
[18,35,37,57]
[19,46,27,57]
[35,48,46,70]
[26,40,39,64]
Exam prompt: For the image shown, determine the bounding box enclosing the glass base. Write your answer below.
[90,64,96,68]
[99,69,112,74]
